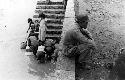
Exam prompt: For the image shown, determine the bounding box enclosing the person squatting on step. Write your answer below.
[44,39,55,61]
[62,15,97,69]
[38,13,47,41]
[27,35,39,57]
[108,48,125,80]
[36,41,46,63]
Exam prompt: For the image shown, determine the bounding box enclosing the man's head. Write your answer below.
[76,15,89,29]
[28,18,32,23]
[38,13,46,19]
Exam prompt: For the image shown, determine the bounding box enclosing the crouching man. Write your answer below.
[62,15,96,69]
[28,35,39,57]
[44,39,55,61]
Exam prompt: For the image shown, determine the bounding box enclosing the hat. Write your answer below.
[76,15,89,22]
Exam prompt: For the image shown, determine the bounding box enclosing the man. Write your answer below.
[28,36,39,57]
[63,15,96,69]
[44,39,55,61]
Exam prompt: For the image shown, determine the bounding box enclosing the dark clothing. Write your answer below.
[45,46,55,60]
[29,32,39,40]
[28,21,35,31]
[28,36,39,47]
[36,51,45,61]
[28,36,39,56]
[34,23,39,32]
[30,46,38,56]
[63,27,96,64]
[44,39,55,53]
[44,39,55,60]
[63,28,94,46]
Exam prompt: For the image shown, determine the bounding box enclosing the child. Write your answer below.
[44,39,56,61]
[36,41,46,63]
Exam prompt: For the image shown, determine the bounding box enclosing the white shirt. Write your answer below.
[38,45,45,52]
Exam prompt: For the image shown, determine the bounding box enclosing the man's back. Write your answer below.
[29,36,39,46]
[63,28,93,47]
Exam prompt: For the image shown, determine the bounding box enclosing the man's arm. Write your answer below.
[75,29,97,49]
[80,28,93,40]
[84,29,93,40]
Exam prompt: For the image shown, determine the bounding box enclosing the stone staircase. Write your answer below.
[33,1,66,41]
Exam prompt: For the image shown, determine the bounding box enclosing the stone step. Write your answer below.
[46,28,62,31]
[46,31,62,35]
[37,1,64,5]
[45,36,61,41]
[35,9,65,14]
[36,5,64,9]
[33,13,65,19]
[46,13,65,19]
[46,19,63,24]
[46,30,62,34]
[45,34,61,38]
[46,23,63,27]
[46,25,63,29]
[46,18,64,21]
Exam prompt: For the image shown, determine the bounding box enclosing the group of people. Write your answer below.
[36,39,59,63]
[24,8,125,79]
[26,13,59,63]
[27,13,46,41]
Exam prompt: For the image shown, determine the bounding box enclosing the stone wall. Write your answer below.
[55,1,75,79]
[60,0,76,44]
[74,0,125,63]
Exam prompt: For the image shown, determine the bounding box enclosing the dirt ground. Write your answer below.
[73,0,125,80]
